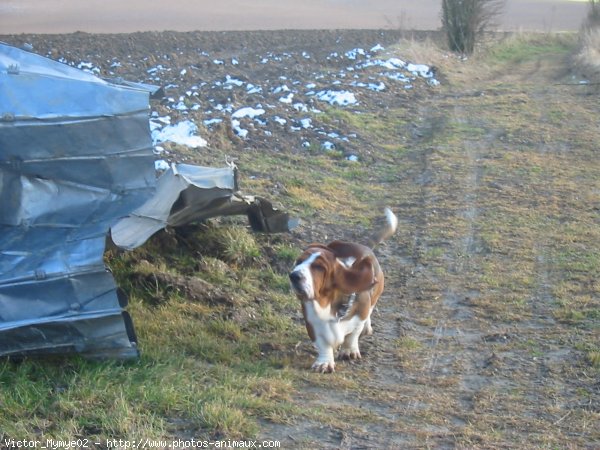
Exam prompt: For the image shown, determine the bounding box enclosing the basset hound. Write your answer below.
[289,208,397,373]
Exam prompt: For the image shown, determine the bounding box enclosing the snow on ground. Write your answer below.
[315,90,358,106]
[231,107,266,119]
[72,41,440,164]
[151,119,208,148]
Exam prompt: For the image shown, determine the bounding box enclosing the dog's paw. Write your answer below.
[339,349,362,360]
[312,360,335,373]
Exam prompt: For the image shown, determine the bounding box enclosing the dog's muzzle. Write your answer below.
[289,271,310,300]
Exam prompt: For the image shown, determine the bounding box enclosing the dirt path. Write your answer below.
[260,42,599,449]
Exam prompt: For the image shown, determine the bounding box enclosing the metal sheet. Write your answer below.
[0,42,296,359]
[111,163,298,250]
[0,42,155,358]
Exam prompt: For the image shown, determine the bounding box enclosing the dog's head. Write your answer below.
[289,241,377,302]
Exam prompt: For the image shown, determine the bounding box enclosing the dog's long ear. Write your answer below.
[326,241,377,293]
[326,240,365,259]
[305,243,331,252]
[334,257,376,294]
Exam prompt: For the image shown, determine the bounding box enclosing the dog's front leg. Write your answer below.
[312,336,336,373]
[339,317,365,360]
[310,319,339,373]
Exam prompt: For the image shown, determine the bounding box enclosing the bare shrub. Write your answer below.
[441,0,505,54]
[575,1,600,82]
[584,0,600,28]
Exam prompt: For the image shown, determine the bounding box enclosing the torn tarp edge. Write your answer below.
[110,163,298,250]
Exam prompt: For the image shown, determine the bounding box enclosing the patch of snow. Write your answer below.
[149,115,171,130]
[315,90,357,106]
[352,81,386,92]
[407,63,434,78]
[152,120,207,148]
[293,103,308,112]
[369,82,386,91]
[155,160,170,171]
[214,103,233,113]
[300,118,312,129]
[225,75,244,86]
[231,107,265,119]
[273,85,290,94]
[383,71,410,82]
[345,48,366,60]
[247,83,262,94]
[77,61,99,74]
[173,100,188,111]
[279,92,294,104]
[231,119,248,138]
[362,57,406,70]
[203,118,223,126]
[147,64,170,74]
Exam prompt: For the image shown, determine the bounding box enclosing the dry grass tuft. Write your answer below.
[575,27,600,79]
[574,0,600,82]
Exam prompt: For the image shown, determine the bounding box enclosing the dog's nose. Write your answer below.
[289,271,302,283]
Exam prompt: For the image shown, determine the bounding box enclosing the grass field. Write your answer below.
[0,31,599,449]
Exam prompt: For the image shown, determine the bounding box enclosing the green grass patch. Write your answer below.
[484,33,576,65]
[0,222,310,441]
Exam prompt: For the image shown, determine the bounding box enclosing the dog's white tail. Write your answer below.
[367,207,398,248]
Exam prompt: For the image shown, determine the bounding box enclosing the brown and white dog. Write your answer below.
[289,208,398,373]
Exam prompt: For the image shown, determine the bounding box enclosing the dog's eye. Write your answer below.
[313,264,325,272]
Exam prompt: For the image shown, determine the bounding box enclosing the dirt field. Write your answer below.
[0,0,589,34]
[1,28,598,449]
